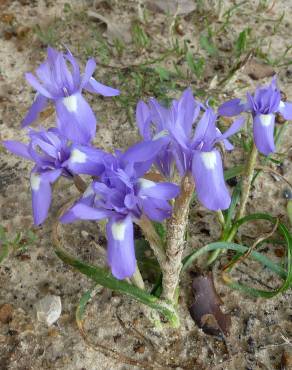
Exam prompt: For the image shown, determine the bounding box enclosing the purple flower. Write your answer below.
[3,128,106,225]
[218,76,292,155]
[22,47,120,144]
[61,146,179,280]
[136,88,245,211]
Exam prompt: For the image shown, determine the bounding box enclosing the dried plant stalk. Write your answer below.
[162,173,195,302]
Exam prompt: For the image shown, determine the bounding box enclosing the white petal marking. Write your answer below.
[83,185,94,198]
[201,151,217,170]
[279,101,285,109]
[138,178,155,190]
[111,221,127,241]
[153,129,168,140]
[70,149,87,163]
[31,173,41,191]
[259,114,273,127]
[63,95,78,112]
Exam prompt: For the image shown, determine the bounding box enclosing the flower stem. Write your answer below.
[136,215,167,268]
[130,265,145,290]
[208,144,258,265]
[216,210,225,228]
[73,175,87,193]
[162,173,195,302]
[236,142,258,221]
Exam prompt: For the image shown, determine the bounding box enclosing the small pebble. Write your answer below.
[0,303,13,324]
[35,295,62,326]
[283,188,292,200]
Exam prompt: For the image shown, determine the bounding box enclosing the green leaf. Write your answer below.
[53,237,179,327]
[135,238,160,277]
[223,182,242,233]
[235,28,251,56]
[287,200,292,226]
[182,213,292,298]
[186,52,205,78]
[224,165,245,181]
[153,222,166,241]
[199,33,217,56]
[0,243,9,264]
[155,66,170,81]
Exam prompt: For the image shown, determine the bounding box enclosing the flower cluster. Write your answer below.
[61,142,179,279]
[218,77,292,155]
[4,46,292,280]
[137,89,245,210]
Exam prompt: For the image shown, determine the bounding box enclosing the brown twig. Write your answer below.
[223,218,279,271]
[255,166,292,189]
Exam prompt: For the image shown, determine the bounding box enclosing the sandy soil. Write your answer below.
[0,1,292,369]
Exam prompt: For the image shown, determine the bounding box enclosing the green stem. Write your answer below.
[55,246,180,327]
[236,142,258,220]
[52,212,179,328]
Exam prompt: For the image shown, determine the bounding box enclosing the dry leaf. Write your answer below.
[244,59,275,80]
[87,10,132,44]
[189,272,231,337]
[146,0,196,15]
[281,350,292,370]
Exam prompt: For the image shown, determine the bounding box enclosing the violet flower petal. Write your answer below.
[192,150,230,211]
[64,145,107,176]
[136,100,152,140]
[84,77,120,96]
[55,92,96,144]
[220,116,245,140]
[121,137,169,165]
[21,94,48,127]
[142,197,172,221]
[218,98,246,117]
[3,140,31,160]
[253,113,275,155]
[106,216,136,280]
[61,203,110,223]
[25,72,53,99]
[80,58,96,90]
[138,179,179,200]
[30,169,62,225]
[278,101,292,120]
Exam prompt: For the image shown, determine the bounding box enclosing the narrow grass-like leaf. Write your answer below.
[182,213,292,298]
[224,165,244,181]
[199,33,217,56]
[223,181,242,233]
[287,200,292,226]
[0,243,9,264]
[52,217,179,327]
[186,52,205,78]
[235,28,251,56]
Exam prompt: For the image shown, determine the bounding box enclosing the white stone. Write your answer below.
[259,114,273,127]
[70,149,87,163]
[111,221,126,241]
[201,151,217,170]
[35,295,62,326]
[63,95,78,112]
[30,173,41,191]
